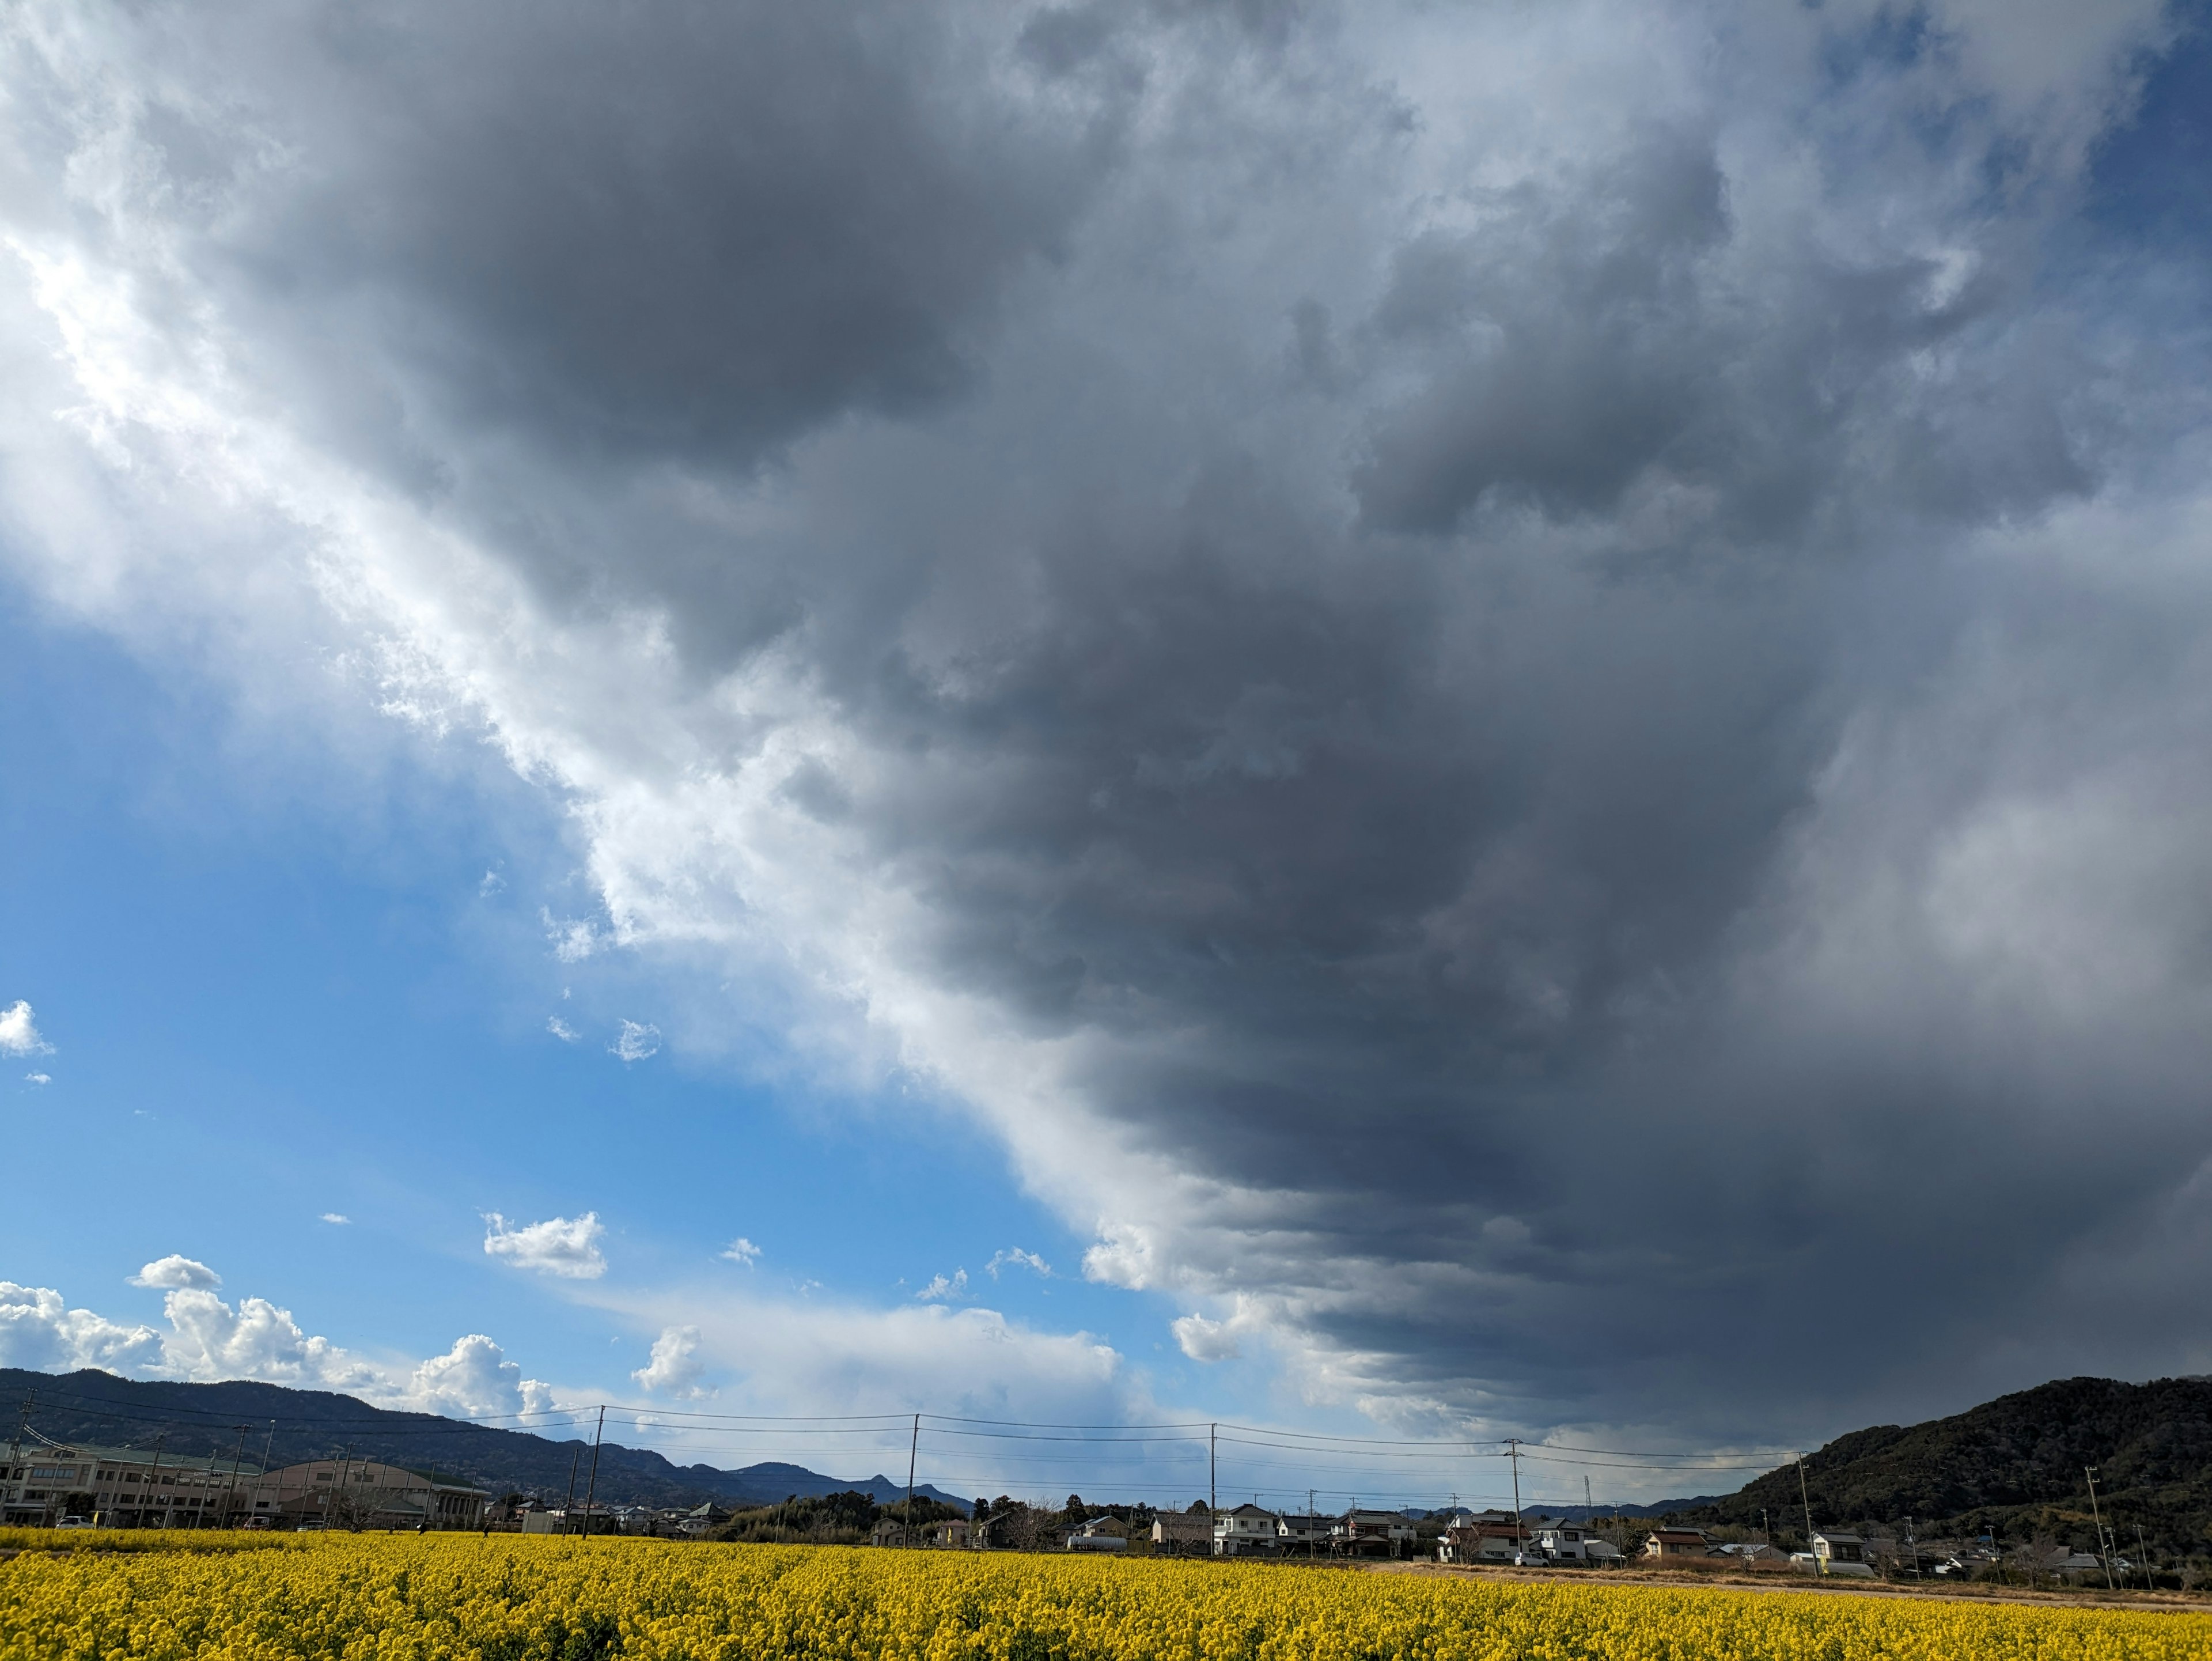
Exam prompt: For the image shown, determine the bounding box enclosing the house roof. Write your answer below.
[1646,1529,1710,1543]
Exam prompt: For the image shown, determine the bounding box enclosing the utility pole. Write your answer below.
[2084,1467,2115,1592]
[225,1425,249,1528]
[1797,1455,1819,1575]
[579,1407,607,1539]
[1209,1424,1217,1519]
[1508,1439,1525,1564]
[149,1433,168,1530]
[10,1388,32,1465]
[903,1413,919,1546]
[2134,1523,2151,1590]
[1906,1516,1920,1581]
[251,1422,275,1527]
[561,1444,581,1533]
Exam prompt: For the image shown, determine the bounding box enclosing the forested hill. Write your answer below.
[1687,1376,2212,1554]
[0,1369,968,1513]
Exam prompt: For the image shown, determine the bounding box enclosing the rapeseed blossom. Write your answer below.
[1,1534,2203,1660]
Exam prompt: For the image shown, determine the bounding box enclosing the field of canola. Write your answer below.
[2,1534,2208,1661]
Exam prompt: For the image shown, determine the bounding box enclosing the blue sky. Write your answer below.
[6,0,2212,1511]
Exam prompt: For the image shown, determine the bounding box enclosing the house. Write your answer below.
[677,1502,729,1538]
[1533,1520,1594,1562]
[1643,1528,1717,1559]
[1439,1520,1530,1564]
[1152,1511,1213,1553]
[1801,1532,1876,1579]
[870,1518,908,1547]
[1715,1541,1786,1562]
[1068,1518,1128,1552]
[933,1518,971,1549]
[1214,1503,1281,1556]
[1277,1512,1331,1552]
[1336,1508,1419,1551]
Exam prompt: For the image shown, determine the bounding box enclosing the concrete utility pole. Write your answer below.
[1797,1455,1819,1575]
[579,1407,607,1539]
[904,1413,919,1545]
[1209,1425,1217,1519]
[561,1444,581,1533]
[1508,1440,1525,1563]
[249,1422,275,1526]
[2084,1467,2115,1592]
[225,1425,250,1528]
[149,1433,168,1530]
[2135,1523,2152,1590]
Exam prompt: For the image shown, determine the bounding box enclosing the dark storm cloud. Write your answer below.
[9,0,2212,1443]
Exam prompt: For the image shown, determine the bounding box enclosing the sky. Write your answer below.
[3,0,2212,1514]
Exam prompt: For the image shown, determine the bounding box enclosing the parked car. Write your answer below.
[54,1517,94,1530]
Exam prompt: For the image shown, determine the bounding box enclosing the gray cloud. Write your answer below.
[4,0,2210,1447]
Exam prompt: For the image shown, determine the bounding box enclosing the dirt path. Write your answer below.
[1368,1560,2212,1614]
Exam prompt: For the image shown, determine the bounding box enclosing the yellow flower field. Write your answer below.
[1,1534,2205,1661]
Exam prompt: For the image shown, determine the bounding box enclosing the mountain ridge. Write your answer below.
[0,1368,969,1513]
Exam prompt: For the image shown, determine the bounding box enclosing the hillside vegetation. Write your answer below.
[1690,1376,2212,1558]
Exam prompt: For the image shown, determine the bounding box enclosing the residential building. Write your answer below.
[1,1443,259,1528]
[1152,1511,1213,1553]
[1068,1518,1128,1552]
[1214,1503,1281,1556]
[1438,1520,1530,1564]
[1276,1512,1331,1553]
[1335,1508,1418,1555]
[1533,1519,1597,1562]
[933,1518,972,1549]
[1643,1528,1717,1559]
[1809,1531,1866,1567]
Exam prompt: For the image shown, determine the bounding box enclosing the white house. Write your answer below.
[1214,1503,1281,1556]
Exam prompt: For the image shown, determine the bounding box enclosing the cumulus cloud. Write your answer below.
[610,1020,660,1062]
[9,1270,556,1422]
[483,1212,608,1279]
[915,1271,969,1302]
[320,1213,350,1225]
[546,1016,579,1042]
[0,1001,52,1057]
[986,1248,1051,1280]
[128,1255,221,1291]
[1171,1313,1241,1365]
[632,1324,710,1398]
[5,0,2212,1447]
[0,1282,161,1372]
[24,1072,49,1086]
[403,1333,552,1418]
[720,1238,761,1266]
[156,1285,382,1390]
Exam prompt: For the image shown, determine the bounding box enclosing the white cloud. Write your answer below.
[156,1287,381,1390]
[24,1072,49,1086]
[611,1020,660,1062]
[0,1282,161,1372]
[483,1211,608,1278]
[320,1213,351,1225]
[915,1269,968,1302]
[479,868,506,896]
[1170,1314,1237,1363]
[402,1333,551,1418]
[0,1001,52,1057]
[720,1237,761,1266]
[128,1255,221,1291]
[632,1324,710,1398]
[546,1016,579,1042]
[986,1248,1051,1280]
